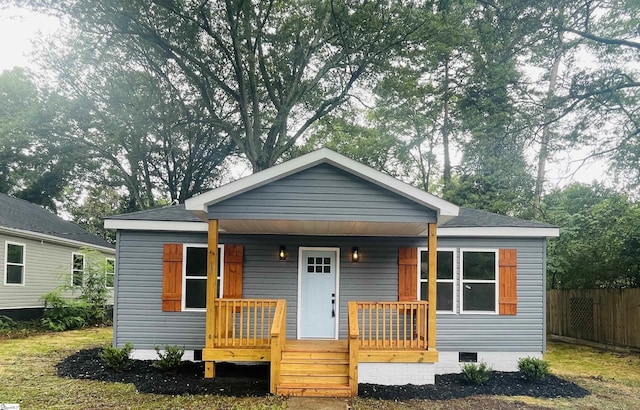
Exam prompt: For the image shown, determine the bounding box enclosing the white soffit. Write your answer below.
[103,219,559,238]
[184,148,459,222]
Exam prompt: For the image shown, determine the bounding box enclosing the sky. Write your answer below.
[0,7,60,73]
[0,6,609,190]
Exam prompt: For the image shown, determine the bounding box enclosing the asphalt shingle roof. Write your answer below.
[442,207,556,228]
[0,192,114,248]
[108,203,554,229]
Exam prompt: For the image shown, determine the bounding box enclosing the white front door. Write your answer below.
[298,248,339,339]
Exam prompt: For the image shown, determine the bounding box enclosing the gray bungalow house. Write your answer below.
[104,148,558,397]
[0,193,115,320]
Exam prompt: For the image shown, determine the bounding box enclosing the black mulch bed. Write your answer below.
[58,348,590,401]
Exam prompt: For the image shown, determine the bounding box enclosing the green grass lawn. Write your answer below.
[1,328,639,409]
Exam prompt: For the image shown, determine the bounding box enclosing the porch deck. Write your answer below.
[202,299,438,397]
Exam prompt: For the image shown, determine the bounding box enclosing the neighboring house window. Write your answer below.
[182,244,224,311]
[460,249,499,313]
[5,242,26,285]
[72,253,85,286]
[418,249,456,313]
[105,258,115,288]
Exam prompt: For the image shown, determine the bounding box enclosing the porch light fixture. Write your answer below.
[351,247,359,262]
[279,245,287,261]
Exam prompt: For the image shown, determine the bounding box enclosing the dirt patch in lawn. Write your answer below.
[58,348,590,401]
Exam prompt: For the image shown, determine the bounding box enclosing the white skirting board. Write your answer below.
[359,351,543,385]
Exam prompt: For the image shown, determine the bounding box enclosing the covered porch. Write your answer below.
[201,220,439,397]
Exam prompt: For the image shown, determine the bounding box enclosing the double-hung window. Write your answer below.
[182,244,224,311]
[105,258,115,288]
[72,253,85,286]
[418,249,456,313]
[460,249,498,313]
[5,242,26,285]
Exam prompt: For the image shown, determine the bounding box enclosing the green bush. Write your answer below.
[0,315,16,330]
[40,247,113,331]
[153,345,185,371]
[41,291,90,331]
[462,361,492,385]
[518,356,551,381]
[99,342,134,371]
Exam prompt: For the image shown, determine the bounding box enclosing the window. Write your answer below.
[72,253,85,286]
[5,242,25,285]
[418,249,456,313]
[182,244,224,311]
[105,258,115,288]
[460,250,498,313]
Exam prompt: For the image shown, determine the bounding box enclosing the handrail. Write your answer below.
[213,298,279,348]
[270,299,287,394]
[354,301,429,350]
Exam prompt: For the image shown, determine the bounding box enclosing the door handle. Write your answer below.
[331,293,335,317]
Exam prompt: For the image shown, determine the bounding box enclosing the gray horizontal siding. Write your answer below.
[0,232,114,310]
[436,237,546,352]
[114,231,545,353]
[208,164,436,223]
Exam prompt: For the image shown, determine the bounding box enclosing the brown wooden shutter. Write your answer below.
[499,248,518,315]
[398,247,418,301]
[223,245,243,299]
[162,243,183,312]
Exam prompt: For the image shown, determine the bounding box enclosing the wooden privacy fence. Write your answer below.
[547,289,640,349]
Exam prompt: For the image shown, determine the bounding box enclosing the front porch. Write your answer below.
[202,298,438,397]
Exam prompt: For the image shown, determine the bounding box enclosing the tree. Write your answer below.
[543,183,640,289]
[0,67,76,211]
[22,0,425,172]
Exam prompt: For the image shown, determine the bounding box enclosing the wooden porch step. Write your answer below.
[276,383,352,398]
[275,339,352,397]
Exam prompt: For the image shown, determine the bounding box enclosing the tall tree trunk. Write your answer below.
[442,58,452,186]
[535,44,563,218]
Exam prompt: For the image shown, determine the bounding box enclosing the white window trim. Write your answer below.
[459,248,499,315]
[4,241,26,286]
[105,257,115,288]
[417,247,457,314]
[71,252,85,287]
[181,243,224,312]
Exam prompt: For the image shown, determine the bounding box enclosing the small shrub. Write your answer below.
[518,356,551,381]
[153,344,185,371]
[0,315,16,330]
[99,342,134,371]
[41,291,90,331]
[462,361,492,385]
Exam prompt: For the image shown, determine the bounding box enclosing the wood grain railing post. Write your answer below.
[348,301,360,397]
[270,299,286,395]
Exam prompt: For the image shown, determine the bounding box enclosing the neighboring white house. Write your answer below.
[0,192,115,320]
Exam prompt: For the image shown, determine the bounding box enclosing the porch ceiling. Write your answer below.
[218,219,428,236]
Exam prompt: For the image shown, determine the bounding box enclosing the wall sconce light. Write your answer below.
[279,245,287,261]
[351,247,359,262]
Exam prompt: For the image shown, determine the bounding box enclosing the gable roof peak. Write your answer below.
[185,147,459,224]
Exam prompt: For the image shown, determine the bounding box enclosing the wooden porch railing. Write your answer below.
[212,299,280,348]
[350,301,429,350]
[269,299,287,394]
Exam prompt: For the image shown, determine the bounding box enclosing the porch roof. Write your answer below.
[184,148,459,224]
[104,205,559,238]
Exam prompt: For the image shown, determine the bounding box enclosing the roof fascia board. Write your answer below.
[0,226,115,253]
[438,226,560,238]
[104,219,209,232]
[185,148,459,218]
